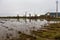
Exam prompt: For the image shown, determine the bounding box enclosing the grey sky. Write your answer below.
[0,0,60,16]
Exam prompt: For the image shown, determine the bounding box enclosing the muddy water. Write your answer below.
[0,19,48,40]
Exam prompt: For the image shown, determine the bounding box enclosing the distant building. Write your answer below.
[46,12,60,18]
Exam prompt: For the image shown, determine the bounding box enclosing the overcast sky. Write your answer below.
[0,0,60,16]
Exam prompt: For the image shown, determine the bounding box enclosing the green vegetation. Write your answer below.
[46,18,60,21]
[31,23,60,40]
[11,23,60,40]
[5,23,60,40]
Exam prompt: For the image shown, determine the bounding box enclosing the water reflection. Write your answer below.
[25,19,27,23]
[29,19,31,22]
[24,19,38,23]
[0,18,48,40]
[17,18,20,22]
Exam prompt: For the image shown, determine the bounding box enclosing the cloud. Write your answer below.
[0,0,60,16]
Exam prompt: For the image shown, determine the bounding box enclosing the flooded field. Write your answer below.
[0,19,48,40]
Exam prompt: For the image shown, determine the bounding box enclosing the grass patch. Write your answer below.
[31,23,60,40]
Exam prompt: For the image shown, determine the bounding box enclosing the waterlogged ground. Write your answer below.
[0,19,48,40]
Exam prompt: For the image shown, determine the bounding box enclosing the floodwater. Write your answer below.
[0,19,48,40]
[49,21,60,23]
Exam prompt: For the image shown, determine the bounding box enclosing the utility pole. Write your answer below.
[56,0,58,18]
